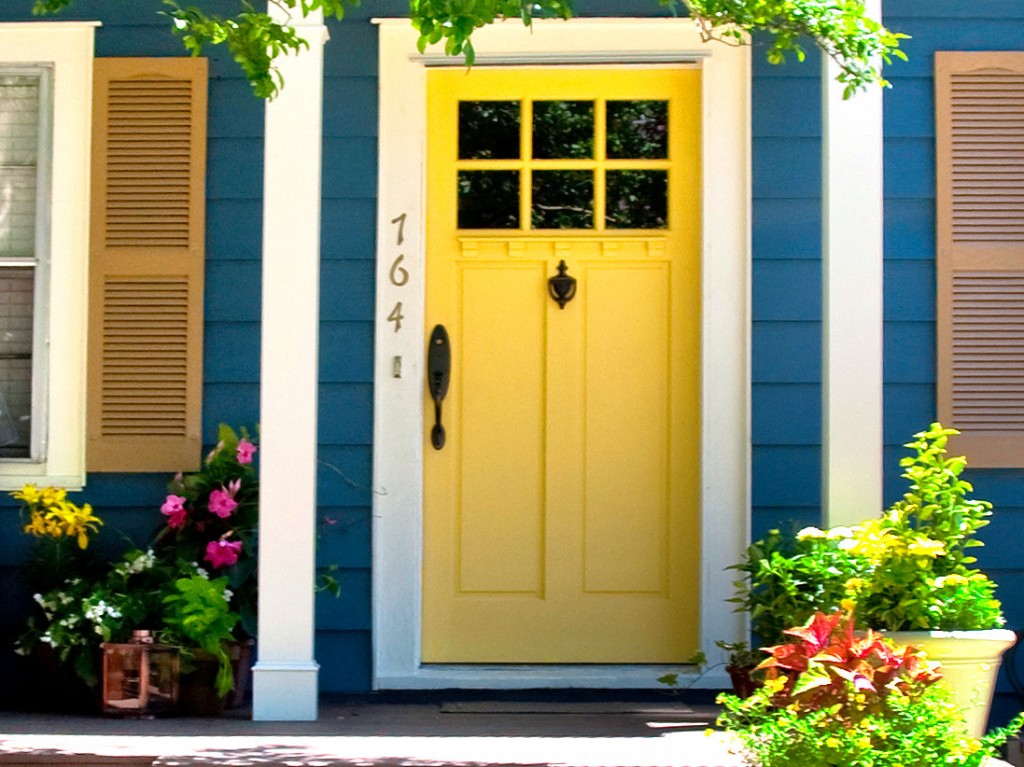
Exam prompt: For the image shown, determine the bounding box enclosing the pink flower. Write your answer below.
[208,480,241,518]
[161,494,188,529]
[236,439,256,464]
[204,538,243,569]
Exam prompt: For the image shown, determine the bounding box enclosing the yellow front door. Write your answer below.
[423,67,701,663]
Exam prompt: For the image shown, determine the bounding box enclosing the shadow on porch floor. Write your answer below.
[0,692,744,767]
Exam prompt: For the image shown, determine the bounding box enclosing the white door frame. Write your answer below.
[372,17,751,689]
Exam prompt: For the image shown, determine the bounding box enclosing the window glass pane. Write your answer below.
[0,168,37,258]
[532,170,593,229]
[606,170,668,229]
[0,75,40,258]
[533,101,594,159]
[459,101,520,160]
[0,268,34,456]
[607,100,668,159]
[0,75,40,165]
[458,171,520,229]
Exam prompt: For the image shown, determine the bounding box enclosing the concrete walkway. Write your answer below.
[0,696,745,767]
[0,696,1014,767]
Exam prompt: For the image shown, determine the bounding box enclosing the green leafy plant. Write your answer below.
[155,423,259,637]
[715,640,761,670]
[31,0,906,99]
[840,423,1003,631]
[728,526,864,648]
[718,609,1024,767]
[161,573,240,697]
[728,424,1003,639]
[16,549,172,687]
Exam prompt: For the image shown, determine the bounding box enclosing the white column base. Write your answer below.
[252,662,320,721]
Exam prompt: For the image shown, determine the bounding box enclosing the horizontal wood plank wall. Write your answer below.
[884,0,1024,727]
[0,7,263,705]
[315,11,380,693]
[749,46,824,540]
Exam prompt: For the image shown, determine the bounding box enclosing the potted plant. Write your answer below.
[715,640,764,697]
[723,525,863,694]
[717,609,1024,767]
[835,424,1012,736]
[160,571,240,715]
[726,424,1013,733]
[15,546,170,706]
[152,424,259,710]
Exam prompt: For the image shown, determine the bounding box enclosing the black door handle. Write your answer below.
[427,325,451,450]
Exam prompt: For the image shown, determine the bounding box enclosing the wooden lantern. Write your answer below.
[101,630,179,717]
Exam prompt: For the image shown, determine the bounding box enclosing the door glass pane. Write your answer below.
[606,170,668,229]
[459,101,520,160]
[532,170,593,229]
[0,268,34,456]
[607,100,668,159]
[532,101,594,159]
[458,171,520,229]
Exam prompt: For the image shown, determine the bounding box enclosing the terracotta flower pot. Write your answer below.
[726,664,762,698]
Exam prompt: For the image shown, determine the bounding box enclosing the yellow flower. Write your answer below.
[907,536,945,558]
[14,486,102,547]
[12,484,42,505]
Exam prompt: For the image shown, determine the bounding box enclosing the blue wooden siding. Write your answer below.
[882,0,1024,724]
[750,43,823,539]
[2,0,1024,707]
[0,0,265,701]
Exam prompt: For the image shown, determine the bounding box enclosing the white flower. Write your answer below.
[796,526,826,540]
[32,593,43,605]
[223,588,234,602]
[127,550,157,573]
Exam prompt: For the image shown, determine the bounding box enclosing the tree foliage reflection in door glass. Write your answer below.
[458,101,520,160]
[532,101,594,160]
[607,101,668,159]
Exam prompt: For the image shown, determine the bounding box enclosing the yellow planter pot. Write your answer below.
[889,629,1016,738]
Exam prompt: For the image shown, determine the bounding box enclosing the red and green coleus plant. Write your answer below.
[154,424,258,637]
[718,609,1024,767]
[757,608,941,714]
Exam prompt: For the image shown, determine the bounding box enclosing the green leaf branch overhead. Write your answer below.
[31,0,906,99]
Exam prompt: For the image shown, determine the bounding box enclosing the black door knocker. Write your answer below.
[547,260,577,309]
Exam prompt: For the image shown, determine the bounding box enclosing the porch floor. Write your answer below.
[0,693,744,767]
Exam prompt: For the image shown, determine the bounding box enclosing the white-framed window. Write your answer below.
[0,67,52,463]
[0,23,97,489]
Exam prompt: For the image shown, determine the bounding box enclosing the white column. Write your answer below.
[821,0,885,527]
[253,8,327,721]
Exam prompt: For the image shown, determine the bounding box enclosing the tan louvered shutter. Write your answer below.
[936,52,1024,466]
[88,58,207,472]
